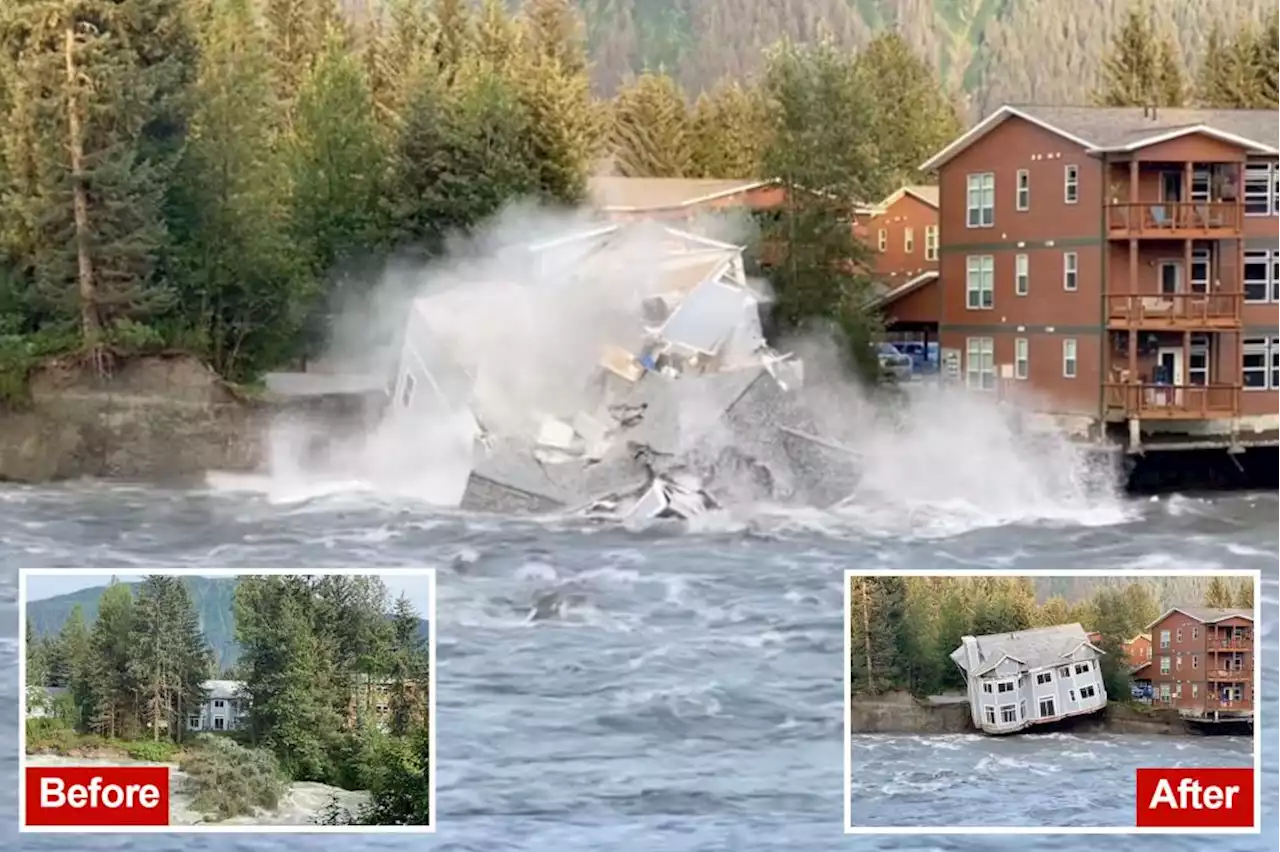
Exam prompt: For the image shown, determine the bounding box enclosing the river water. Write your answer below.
[0,483,1275,851]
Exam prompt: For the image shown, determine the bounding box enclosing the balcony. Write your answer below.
[1104,383,1241,420]
[1106,202,1241,238]
[1105,293,1241,329]
[1211,638,1251,649]
[1204,697,1251,712]
[1207,669,1249,681]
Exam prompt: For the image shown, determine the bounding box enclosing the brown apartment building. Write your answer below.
[857,185,942,342]
[1137,606,1254,722]
[920,105,1279,446]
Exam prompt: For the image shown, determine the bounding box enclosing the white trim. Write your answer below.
[919,105,1096,172]
[867,270,938,308]
[1086,124,1279,155]
[1063,251,1078,291]
[1063,164,1079,204]
[1014,336,1028,379]
[972,652,1029,678]
[877,228,888,252]
[1015,169,1030,211]
[874,185,940,211]
[1014,252,1029,295]
[1062,338,1078,378]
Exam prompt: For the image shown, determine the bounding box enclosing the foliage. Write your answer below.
[610,72,694,177]
[180,734,286,820]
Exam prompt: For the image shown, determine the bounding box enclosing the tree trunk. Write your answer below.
[860,579,874,693]
[63,27,101,350]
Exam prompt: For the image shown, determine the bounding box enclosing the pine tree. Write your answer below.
[1203,576,1235,608]
[387,593,427,736]
[1094,5,1160,107]
[1234,579,1255,609]
[1035,596,1073,627]
[262,0,342,110]
[849,576,906,694]
[688,78,769,179]
[168,0,306,379]
[1154,36,1187,107]
[86,579,136,739]
[609,72,694,177]
[48,605,94,727]
[1257,12,1279,106]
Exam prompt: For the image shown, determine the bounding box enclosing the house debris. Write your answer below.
[381,221,847,520]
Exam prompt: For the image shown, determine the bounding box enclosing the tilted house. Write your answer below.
[951,622,1108,735]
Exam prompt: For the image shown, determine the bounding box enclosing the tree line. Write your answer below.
[0,0,960,398]
[850,574,1256,700]
[1095,6,1278,108]
[25,573,431,810]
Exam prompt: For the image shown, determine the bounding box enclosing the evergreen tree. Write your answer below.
[387,593,428,736]
[609,72,694,178]
[1154,36,1187,107]
[128,576,213,742]
[262,0,342,110]
[849,576,906,694]
[758,37,884,382]
[25,620,46,687]
[86,579,137,738]
[168,0,307,379]
[1256,12,1279,106]
[1234,579,1255,610]
[1035,596,1072,627]
[48,605,94,726]
[688,78,769,179]
[1203,576,1235,608]
[1094,5,1160,106]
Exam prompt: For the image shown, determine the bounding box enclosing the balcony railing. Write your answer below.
[1204,698,1251,711]
[1106,201,1241,236]
[1104,383,1240,419]
[1105,293,1241,327]
[1211,638,1251,649]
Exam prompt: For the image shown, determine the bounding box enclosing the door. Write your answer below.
[1155,347,1184,407]
[1161,172,1183,202]
[1159,261,1183,295]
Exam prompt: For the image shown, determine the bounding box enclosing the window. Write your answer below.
[966,172,995,227]
[1190,248,1210,293]
[400,372,416,408]
[214,717,225,731]
[877,228,887,252]
[1064,165,1079,203]
[1189,337,1209,386]
[904,227,914,254]
[1244,250,1271,302]
[1016,169,1030,210]
[1160,630,1170,649]
[1192,683,1199,698]
[1175,654,1181,670]
[1160,656,1171,674]
[1191,168,1211,202]
[966,254,994,309]
[1192,654,1198,669]
[1160,684,1171,701]
[1014,338,1029,380]
[213,699,225,709]
[965,337,995,390]
[1062,251,1078,291]
[997,680,1015,694]
[1074,661,1090,675]
[1243,338,1279,390]
[1000,705,1018,724]
[924,225,938,261]
[188,715,200,729]
[1062,338,1077,378]
[1057,666,1070,679]
[1192,627,1199,640]
[985,705,996,725]
[982,682,993,693]
[1244,163,1272,215]
[1035,670,1052,685]
[1014,253,1029,295]
[1039,697,1056,717]
[1068,689,1076,701]
[1176,628,1183,642]
[1019,700,1026,719]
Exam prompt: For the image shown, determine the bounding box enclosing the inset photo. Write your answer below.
[19,567,435,833]
[844,569,1259,834]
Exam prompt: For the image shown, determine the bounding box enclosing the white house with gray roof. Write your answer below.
[187,679,250,733]
[950,623,1107,735]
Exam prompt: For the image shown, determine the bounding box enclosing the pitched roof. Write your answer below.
[202,679,247,700]
[1146,606,1254,630]
[951,622,1101,676]
[866,184,939,213]
[920,104,1280,171]
[588,177,774,212]
[867,270,938,309]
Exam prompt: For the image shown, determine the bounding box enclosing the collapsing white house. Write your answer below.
[951,623,1108,735]
[380,221,853,520]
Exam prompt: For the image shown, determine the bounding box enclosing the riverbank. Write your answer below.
[23,746,369,826]
[849,691,1249,736]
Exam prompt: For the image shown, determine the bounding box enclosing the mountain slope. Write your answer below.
[27,577,430,670]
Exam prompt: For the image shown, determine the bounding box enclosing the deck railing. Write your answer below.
[1103,383,1240,419]
[1106,201,1241,235]
[1105,292,1241,326]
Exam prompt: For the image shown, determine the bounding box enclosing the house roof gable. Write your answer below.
[868,270,939,309]
[1145,606,1254,631]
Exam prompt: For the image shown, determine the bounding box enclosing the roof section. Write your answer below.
[588,177,774,212]
[867,270,938,309]
[1145,606,1255,630]
[919,104,1280,172]
[951,622,1099,676]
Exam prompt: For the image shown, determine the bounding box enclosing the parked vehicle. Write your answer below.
[892,341,939,374]
[873,342,914,383]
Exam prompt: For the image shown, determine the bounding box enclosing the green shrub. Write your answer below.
[126,740,178,763]
[180,734,286,821]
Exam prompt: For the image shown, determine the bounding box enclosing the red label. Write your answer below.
[24,766,170,827]
[1135,767,1255,828]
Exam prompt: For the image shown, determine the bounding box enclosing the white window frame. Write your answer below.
[1190,247,1211,294]
[1243,337,1277,390]
[877,228,887,252]
[1014,337,1029,380]
[999,704,1018,724]
[924,225,938,261]
[1080,685,1096,700]
[1064,165,1079,204]
[1191,168,1211,202]
[1189,336,1209,386]
[1244,163,1272,216]
[1063,251,1078,291]
[1160,656,1171,674]
[1015,169,1030,211]
[1035,670,1051,685]
[1074,661,1090,675]
[1243,250,1270,303]
[1014,253,1029,296]
[965,336,995,391]
[966,172,995,228]
[904,226,914,254]
[1038,696,1056,718]
[1159,630,1170,649]
[966,254,994,309]
[984,705,996,725]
